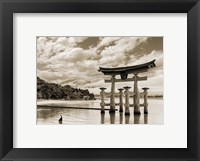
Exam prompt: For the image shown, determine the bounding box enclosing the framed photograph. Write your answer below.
[0,0,199,161]
[36,36,163,125]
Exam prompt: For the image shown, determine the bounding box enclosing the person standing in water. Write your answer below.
[59,115,62,124]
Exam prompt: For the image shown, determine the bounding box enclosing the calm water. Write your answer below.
[37,98,163,125]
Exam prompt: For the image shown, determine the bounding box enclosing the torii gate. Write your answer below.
[98,59,156,115]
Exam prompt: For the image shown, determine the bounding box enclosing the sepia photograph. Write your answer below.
[37,36,163,125]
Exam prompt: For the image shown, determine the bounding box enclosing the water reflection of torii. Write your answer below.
[98,59,156,115]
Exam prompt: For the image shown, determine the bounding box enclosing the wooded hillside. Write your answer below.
[37,77,95,100]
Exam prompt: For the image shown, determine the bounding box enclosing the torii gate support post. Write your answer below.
[100,87,107,113]
[101,113,105,124]
[119,114,123,124]
[125,115,130,124]
[133,74,141,115]
[142,87,149,114]
[118,88,124,113]
[109,75,116,113]
[124,86,131,115]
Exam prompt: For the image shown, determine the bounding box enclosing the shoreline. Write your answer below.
[37,105,117,111]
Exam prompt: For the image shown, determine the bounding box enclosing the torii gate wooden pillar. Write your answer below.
[110,75,116,113]
[133,74,142,114]
[98,59,156,114]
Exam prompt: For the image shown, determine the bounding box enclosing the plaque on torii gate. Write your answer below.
[98,59,156,114]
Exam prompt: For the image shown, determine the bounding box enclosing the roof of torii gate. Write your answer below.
[98,59,156,80]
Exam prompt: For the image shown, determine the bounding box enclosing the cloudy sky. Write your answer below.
[37,36,163,96]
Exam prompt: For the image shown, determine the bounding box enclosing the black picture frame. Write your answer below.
[0,0,199,161]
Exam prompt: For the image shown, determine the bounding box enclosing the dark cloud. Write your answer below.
[76,37,100,49]
[130,37,163,59]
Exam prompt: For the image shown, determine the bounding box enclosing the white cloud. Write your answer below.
[37,36,163,95]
